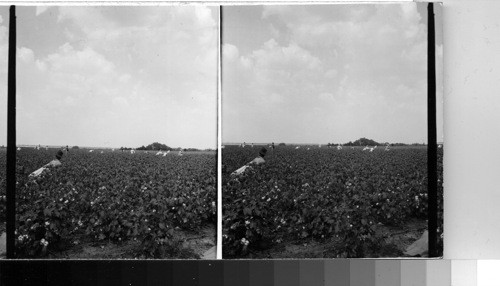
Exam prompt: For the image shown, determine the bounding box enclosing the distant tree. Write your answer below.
[135,142,173,151]
[72,146,79,149]
[351,137,380,146]
[279,143,286,146]
[149,142,172,151]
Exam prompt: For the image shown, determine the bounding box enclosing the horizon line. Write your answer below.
[222,141,443,145]
[12,144,216,150]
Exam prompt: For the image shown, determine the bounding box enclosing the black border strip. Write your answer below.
[427,2,438,258]
[218,5,223,259]
[6,5,16,259]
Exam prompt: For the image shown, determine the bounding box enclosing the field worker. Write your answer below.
[231,147,267,176]
[272,142,275,150]
[66,145,69,153]
[251,147,267,164]
[29,150,64,178]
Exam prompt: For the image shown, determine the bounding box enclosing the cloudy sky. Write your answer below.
[0,6,218,149]
[222,4,443,145]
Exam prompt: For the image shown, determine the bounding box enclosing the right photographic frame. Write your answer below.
[221,3,443,258]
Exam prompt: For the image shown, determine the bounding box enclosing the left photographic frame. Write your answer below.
[0,5,218,259]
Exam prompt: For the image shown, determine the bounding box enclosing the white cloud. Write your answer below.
[319,92,334,101]
[112,96,129,107]
[118,73,131,83]
[223,43,239,62]
[240,56,253,69]
[223,4,430,144]
[194,6,217,33]
[15,6,218,149]
[229,39,326,106]
[325,69,338,79]
[18,47,35,63]
[43,43,116,84]
[17,42,125,115]
[57,7,217,96]
[35,60,47,72]
[437,44,443,59]
[246,39,323,76]
[269,92,284,104]
[262,6,288,19]
[0,24,7,69]
[64,96,77,107]
[36,6,50,17]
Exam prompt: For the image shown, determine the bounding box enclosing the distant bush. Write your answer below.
[345,138,380,146]
[278,143,286,146]
[72,146,79,149]
[138,142,173,151]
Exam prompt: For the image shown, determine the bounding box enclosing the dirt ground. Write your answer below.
[0,224,215,259]
[1,219,427,259]
[246,219,427,259]
[51,225,216,259]
[181,227,217,259]
[376,219,428,256]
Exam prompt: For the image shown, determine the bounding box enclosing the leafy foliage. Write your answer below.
[222,145,443,258]
[345,137,380,146]
[6,148,216,258]
[137,142,173,151]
